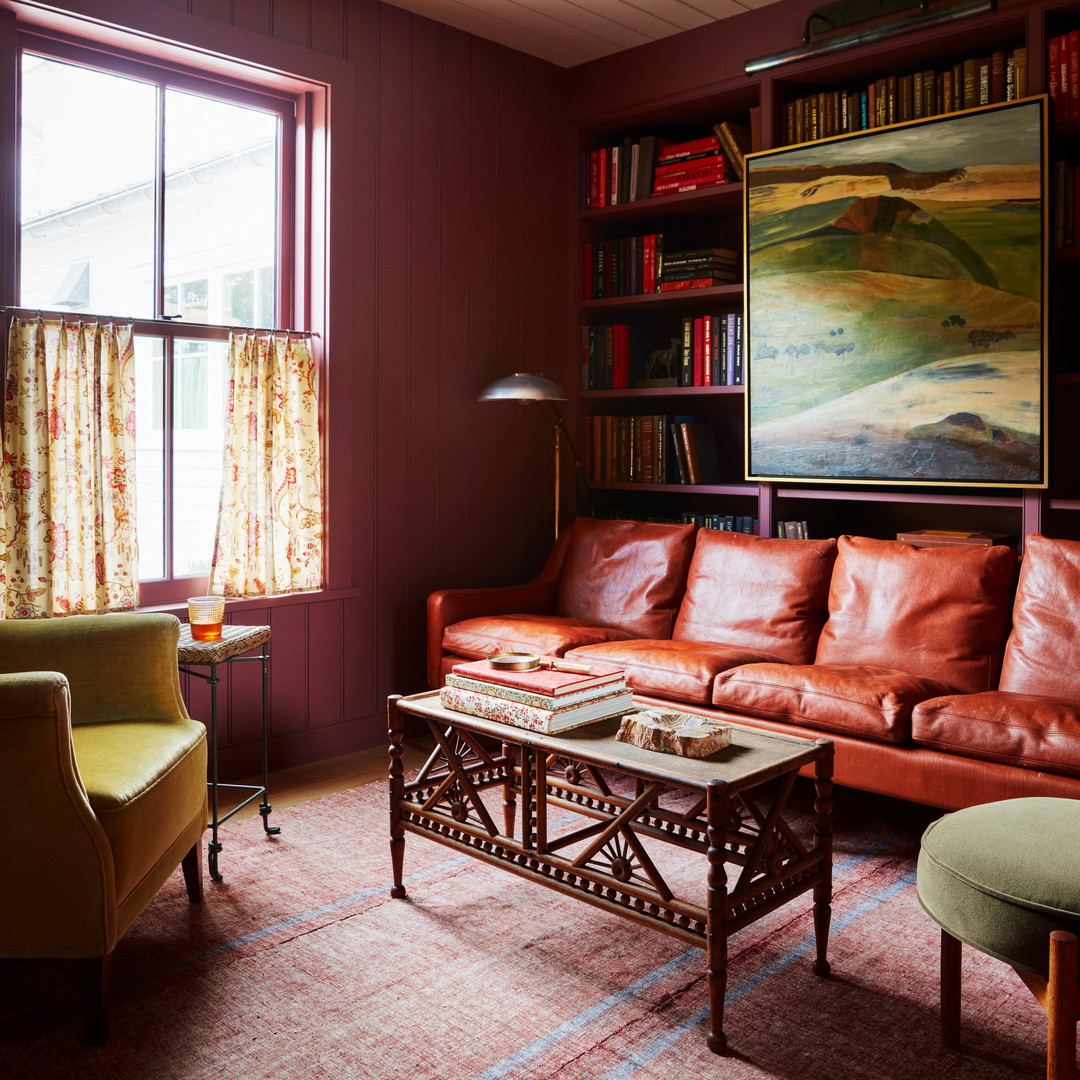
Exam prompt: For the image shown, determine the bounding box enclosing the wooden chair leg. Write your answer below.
[78,953,111,1045]
[941,928,962,1049]
[1046,930,1078,1080]
[181,841,204,903]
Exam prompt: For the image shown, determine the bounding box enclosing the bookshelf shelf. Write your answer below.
[580,283,742,312]
[591,481,758,497]
[581,385,744,399]
[775,488,1024,508]
[580,183,743,226]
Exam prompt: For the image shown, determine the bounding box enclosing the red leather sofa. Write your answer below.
[427,517,1080,810]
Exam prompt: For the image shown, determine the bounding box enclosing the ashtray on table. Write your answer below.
[616,709,731,758]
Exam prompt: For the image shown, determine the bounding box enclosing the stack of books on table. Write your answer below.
[441,657,633,734]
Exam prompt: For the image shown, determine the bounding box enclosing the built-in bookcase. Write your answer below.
[571,0,1080,549]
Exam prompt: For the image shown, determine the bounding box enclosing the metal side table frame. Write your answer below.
[178,623,280,882]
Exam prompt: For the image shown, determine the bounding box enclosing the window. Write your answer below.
[16,35,298,599]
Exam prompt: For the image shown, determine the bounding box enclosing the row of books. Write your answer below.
[584,414,721,485]
[1051,160,1080,249]
[680,512,760,534]
[1049,33,1080,121]
[581,235,739,300]
[580,121,751,209]
[679,313,743,387]
[782,48,1028,145]
[441,656,633,734]
[776,520,811,538]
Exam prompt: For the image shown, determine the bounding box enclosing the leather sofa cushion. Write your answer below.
[712,662,956,743]
[442,614,632,660]
[672,531,837,664]
[815,535,1017,693]
[73,717,208,905]
[565,639,785,706]
[555,518,696,639]
[912,691,1080,778]
[1000,534,1080,699]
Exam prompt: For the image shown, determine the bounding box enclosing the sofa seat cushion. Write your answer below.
[565,639,785,706]
[815,535,1017,693]
[673,531,836,664]
[1000,534,1080,699]
[73,717,208,905]
[912,691,1080,778]
[711,663,957,743]
[555,518,696,639]
[917,798,1080,976]
[442,614,632,661]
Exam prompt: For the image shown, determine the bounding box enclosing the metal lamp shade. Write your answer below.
[477,372,568,402]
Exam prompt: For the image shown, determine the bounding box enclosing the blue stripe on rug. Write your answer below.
[469,835,905,1080]
[596,871,919,1080]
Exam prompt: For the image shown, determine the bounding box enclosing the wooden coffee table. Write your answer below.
[387,691,834,1055]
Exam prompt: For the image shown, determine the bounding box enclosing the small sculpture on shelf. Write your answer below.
[638,337,680,387]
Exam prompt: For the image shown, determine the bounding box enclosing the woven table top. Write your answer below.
[177,623,271,664]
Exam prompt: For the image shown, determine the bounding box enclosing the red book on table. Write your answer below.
[452,656,625,695]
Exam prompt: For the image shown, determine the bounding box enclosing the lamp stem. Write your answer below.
[554,420,562,539]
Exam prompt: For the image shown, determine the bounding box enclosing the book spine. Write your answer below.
[680,316,693,387]
[445,674,613,710]
[658,277,726,290]
[651,176,726,195]
[440,686,631,733]
[1014,45,1027,98]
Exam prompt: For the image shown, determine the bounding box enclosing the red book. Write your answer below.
[452,656,625,695]
[702,316,713,386]
[657,134,722,161]
[1070,31,1080,121]
[651,177,726,195]
[653,153,725,180]
[692,316,705,386]
[642,233,658,292]
[659,277,726,291]
[613,324,629,389]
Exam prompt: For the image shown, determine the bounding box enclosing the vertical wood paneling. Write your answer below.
[375,2,416,696]
[232,0,273,37]
[405,16,445,689]
[306,599,344,723]
[343,595,377,718]
[309,0,346,57]
[227,607,271,749]
[435,26,474,587]
[466,38,500,583]
[189,0,223,22]
[271,0,311,48]
[268,604,309,733]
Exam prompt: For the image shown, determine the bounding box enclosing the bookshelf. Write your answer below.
[570,0,1080,549]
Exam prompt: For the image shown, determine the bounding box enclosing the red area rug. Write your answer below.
[0,775,1054,1079]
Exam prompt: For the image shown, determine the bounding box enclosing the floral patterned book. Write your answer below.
[444,673,624,711]
[439,685,635,733]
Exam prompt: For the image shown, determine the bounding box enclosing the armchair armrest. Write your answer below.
[426,529,574,688]
[0,671,114,956]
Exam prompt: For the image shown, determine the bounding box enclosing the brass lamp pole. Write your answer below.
[478,372,584,539]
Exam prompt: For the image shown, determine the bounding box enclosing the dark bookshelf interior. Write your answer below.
[570,0,1080,548]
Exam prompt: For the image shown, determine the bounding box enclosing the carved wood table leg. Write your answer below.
[387,694,407,899]
[706,778,730,1056]
[812,742,834,978]
[502,741,517,839]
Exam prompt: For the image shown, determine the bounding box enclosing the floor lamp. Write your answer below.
[478,372,584,539]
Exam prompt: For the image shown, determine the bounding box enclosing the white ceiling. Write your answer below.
[382,0,782,68]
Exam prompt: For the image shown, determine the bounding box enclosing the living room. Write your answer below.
[1,0,1078,1075]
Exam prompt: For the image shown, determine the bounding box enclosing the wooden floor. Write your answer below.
[224,735,435,818]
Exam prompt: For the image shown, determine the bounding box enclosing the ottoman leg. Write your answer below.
[941,928,962,1050]
[1047,930,1078,1080]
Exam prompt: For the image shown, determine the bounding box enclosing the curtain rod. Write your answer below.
[1,306,318,337]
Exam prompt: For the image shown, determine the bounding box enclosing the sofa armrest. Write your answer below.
[0,671,115,956]
[426,530,573,688]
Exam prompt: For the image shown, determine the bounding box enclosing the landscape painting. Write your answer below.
[745,97,1047,486]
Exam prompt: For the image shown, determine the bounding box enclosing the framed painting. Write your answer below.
[744,96,1048,487]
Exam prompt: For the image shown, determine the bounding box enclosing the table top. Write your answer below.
[396,690,831,793]
[177,623,271,664]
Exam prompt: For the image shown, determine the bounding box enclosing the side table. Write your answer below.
[178,623,280,881]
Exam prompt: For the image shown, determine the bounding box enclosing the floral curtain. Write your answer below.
[0,315,138,618]
[209,331,322,597]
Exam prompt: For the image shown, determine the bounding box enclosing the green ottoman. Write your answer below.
[917,798,1080,1080]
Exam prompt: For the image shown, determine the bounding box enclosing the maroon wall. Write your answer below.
[2,0,569,774]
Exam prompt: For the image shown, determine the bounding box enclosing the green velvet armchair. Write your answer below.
[0,613,208,1043]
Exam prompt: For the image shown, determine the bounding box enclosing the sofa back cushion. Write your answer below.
[1000,534,1080,698]
[673,531,837,664]
[555,518,696,639]
[815,535,1018,693]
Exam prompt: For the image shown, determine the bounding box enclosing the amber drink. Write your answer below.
[187,596,225,642]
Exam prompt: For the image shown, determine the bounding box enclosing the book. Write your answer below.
[440,684,635,733]
[451,655,625,696]
[677,422,721,484]
[445,673,624,711]
[711,121,751,181]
